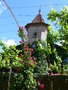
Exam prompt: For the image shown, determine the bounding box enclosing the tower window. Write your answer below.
[34,32,37,37]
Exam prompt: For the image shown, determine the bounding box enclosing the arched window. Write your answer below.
[34,32,37,37]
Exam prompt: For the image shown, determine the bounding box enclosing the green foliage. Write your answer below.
[33,40,48,76]
[0,27,37,90]
[0,42,19,68]
[50,61,58,73]
[0,6,68,90]
[47,6,68,74]
[63,64,68,74]
[50,48,62,73]
[10,68,37,90]
[18,27,27,41]
[47,26,59,45]
[48,6,68,51]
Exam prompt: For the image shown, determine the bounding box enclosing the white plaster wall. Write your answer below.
[27,25,47,44]
[41,30,47,41]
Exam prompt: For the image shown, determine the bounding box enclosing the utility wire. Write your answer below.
[10,3,68,9]
[0,21,26,26]
[0,3,67,19]
[0,14,47,19]
[0,31,18,33]
[3,0,19,27]
[0,15,12,18]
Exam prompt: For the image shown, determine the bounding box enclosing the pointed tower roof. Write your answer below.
[25,10,49,29]
[32,9,45,23]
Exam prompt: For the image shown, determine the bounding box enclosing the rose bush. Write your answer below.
[0,26,37,90]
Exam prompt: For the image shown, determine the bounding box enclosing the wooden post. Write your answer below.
[8,67,12,90]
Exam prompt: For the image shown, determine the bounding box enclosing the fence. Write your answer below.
[0,72,68,90]
[37,75,68,90]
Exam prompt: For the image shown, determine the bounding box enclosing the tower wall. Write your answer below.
[27,25,47,44]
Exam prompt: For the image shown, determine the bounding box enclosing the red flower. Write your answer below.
[19,26,24,30]
[19,40,23,43]
[21,54,23,58]
[26,40,28,45]
[16,67,19,73]
[17,30,19,32]
[26,46,28,48]
[18,55,20,58]
[29,62,31,65]
[25,46,28,51]
[22,60,23,63]
[30,51,32,56]
[19,26,22,30]
[37,81,40,86]
[22,26,25,30]
[19,60,21,63]
[25,48,28,51]
[40,84,44,90]
[34,61,36,65]
[33,56,35,61]
[30,57,32,61]
[30,48,33,52]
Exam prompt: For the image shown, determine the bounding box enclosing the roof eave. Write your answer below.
[25,22,49,29]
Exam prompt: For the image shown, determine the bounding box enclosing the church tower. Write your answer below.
[25,10,48,44]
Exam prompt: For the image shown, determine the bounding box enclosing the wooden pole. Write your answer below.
[8,67,12,90]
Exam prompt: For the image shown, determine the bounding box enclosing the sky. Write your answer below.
[0,0,68,51]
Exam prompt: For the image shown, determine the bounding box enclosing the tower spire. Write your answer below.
[39,5,41,14]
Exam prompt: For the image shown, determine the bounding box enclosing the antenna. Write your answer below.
[39,5,41,14]
[3,0,19,27]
